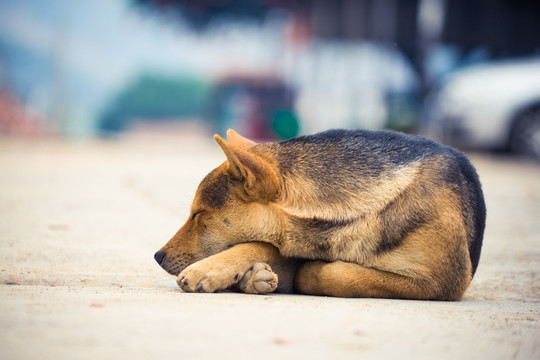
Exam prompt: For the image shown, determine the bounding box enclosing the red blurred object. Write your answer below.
[0,90,48,136]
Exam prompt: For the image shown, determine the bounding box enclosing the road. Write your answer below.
[0,133,539,360]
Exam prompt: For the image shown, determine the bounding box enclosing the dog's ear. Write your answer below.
[226,129,256,151]
[214,133,280,201]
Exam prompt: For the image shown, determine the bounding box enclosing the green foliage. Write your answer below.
[99,73,210,133]
[133,0,267,30]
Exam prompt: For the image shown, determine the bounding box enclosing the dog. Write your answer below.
[154,129,486,300]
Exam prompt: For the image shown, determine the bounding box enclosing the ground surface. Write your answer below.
[1,133,539,360]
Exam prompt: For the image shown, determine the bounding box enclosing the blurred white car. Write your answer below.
[421,58,540,158]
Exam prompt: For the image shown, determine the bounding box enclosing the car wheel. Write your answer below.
[509,105,540,159]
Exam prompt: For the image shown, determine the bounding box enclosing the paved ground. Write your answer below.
[0,132,539,360]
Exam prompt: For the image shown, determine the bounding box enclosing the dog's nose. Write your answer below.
[154,250,166,265]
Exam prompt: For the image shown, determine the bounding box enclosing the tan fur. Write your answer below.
[276,161,420,222]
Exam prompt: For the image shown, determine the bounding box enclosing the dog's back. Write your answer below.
[258,129,485,279]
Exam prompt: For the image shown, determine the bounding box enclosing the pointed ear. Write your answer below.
[226,129,256,151]
[213,134,280,201]
[214,134,245,180]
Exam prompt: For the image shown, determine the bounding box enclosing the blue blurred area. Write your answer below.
[0,0,211,137]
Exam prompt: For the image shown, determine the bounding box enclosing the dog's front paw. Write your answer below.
[177,264,228,293]
[238,263,278,294]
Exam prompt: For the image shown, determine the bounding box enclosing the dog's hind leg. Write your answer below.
[294,196,473,300]
[294,261,455,300]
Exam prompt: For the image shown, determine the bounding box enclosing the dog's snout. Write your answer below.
[154,250,166,265]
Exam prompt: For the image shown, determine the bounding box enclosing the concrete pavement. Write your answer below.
[1,134,539,359]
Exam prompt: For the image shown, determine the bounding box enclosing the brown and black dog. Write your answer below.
[154,129,486,300]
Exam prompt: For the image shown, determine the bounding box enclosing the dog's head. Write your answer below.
[154,130,282,276]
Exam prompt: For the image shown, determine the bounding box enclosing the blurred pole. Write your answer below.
[417,0,446,93]
[371,0,397,42]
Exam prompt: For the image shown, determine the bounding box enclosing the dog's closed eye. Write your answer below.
[191,210,204,221]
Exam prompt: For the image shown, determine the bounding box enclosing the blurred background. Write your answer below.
[1,0,540,157]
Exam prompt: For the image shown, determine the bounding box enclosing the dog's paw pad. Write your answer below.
[238,263,278,294]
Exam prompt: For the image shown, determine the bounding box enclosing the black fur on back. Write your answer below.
[280,129,441,167]
[447,148,486,276]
